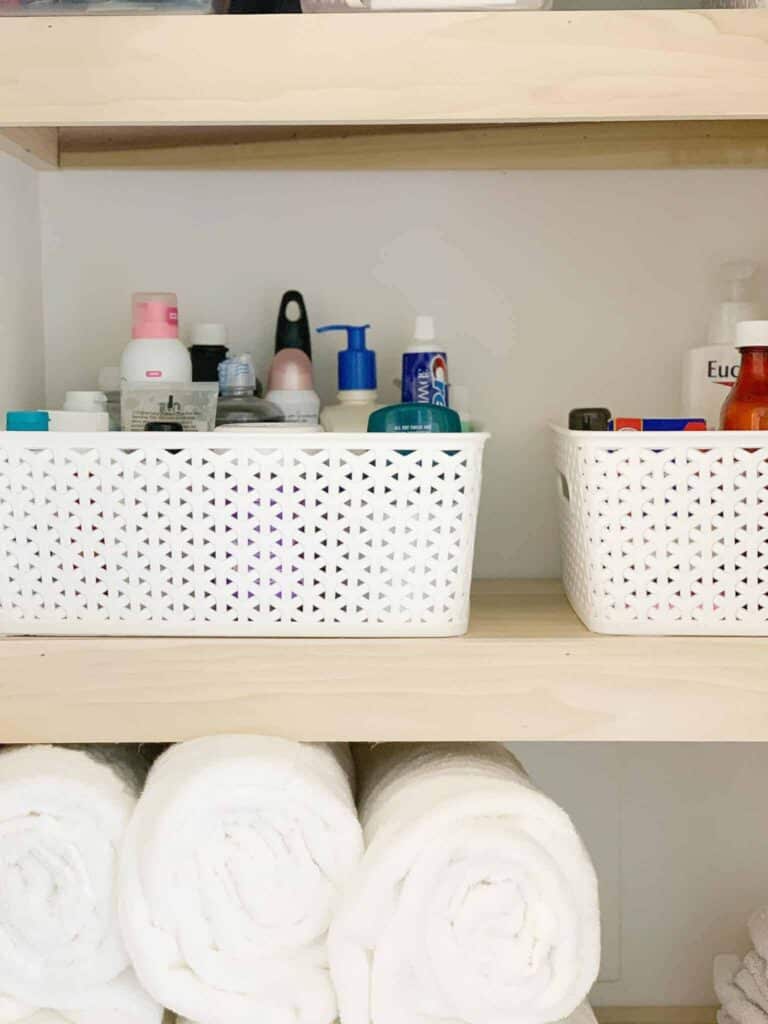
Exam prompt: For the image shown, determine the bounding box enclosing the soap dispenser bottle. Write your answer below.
[682,261,760,427]
[317,324,381,432]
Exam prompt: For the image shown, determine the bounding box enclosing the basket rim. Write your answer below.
[0,430,490,451]
[550,424,768,447]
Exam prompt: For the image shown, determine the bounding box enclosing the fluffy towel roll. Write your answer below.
[120,735,364,1024]
[329,742,601,1024]
[0,970,162,1024]
[0,745,158,1022]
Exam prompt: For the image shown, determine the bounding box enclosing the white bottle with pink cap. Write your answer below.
[120,292,192,384]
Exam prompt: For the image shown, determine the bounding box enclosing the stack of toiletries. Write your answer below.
[7,291,470,437]
[568,260,768,434]
[0,736,600,1024]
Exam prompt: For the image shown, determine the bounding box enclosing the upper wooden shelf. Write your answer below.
[2,580,768,744]
[1,11,768,170]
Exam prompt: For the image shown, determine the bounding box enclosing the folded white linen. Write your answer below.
[120,735,364,1024]
[714,906,768,1024]
[329,742,601,1024]
[0,745,155,1020]
[0,969,162,1024]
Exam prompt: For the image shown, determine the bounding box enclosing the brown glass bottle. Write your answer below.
[720,321,768,430]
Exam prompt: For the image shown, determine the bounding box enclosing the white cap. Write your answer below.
[736,320,768,348]
[98,367,121,392]
[191,323,228,347]
[64,390,108,412]
[413,315,436,343]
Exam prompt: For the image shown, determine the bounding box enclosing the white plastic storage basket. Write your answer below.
[554,425,768,636]
[0,431,487,637]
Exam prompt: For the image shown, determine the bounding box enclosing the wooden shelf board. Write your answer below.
[1,11,767,131]
[159,1011,712,1024]
[3,581,768,744]
[56,120,768,171]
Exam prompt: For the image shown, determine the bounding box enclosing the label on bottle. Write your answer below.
[684,347,741,428]
[402,351,449,406]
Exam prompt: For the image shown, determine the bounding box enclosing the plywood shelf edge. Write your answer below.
[3,581,768,744]
[1,11,768,129]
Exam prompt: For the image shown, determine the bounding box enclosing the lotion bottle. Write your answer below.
[317,324,381,432]
[682,261,760,427]
[121,292,192,385]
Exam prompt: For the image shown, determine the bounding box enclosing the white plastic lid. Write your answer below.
[191,323,228,347]
[413,315,436,343]
[215,422,324,433]
[64,390,108,412]
[736,320,768,348]
[98,367,121,392]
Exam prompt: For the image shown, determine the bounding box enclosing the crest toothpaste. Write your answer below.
[402,315,449,407]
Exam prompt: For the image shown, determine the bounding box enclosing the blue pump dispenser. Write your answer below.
[317,324,377,391]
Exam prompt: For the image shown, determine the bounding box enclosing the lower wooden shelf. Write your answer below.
[1,580,768,743]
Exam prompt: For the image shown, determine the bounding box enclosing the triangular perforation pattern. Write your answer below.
[555,430,768,634]
[0,435,485,636]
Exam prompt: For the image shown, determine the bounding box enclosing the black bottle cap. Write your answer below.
[569,408,612,431]
[189,344,229,383]
[275,290,311,359]
[145,421,184,432]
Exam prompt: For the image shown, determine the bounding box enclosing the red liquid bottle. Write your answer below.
[721,321,768,430]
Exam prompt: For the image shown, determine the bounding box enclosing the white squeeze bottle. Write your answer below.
[682,261,760,427]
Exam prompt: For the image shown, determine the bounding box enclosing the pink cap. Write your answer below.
[132,292,179,340]
[267,349,315,391]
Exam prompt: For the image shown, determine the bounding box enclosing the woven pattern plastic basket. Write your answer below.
[0,432,487,637]
[553,425,768,636]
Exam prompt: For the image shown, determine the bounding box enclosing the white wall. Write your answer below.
[39,167,768,579]
[521,743,768,1007]
[0,151,45,417]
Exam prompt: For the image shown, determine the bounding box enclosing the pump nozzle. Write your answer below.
[317,324,377,392]
[708,261,761,346]
[722,260,757,302]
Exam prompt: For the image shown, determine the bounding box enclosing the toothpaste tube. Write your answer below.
[402,351,449,406]
[402,315,449,407]
[610,417,707,431]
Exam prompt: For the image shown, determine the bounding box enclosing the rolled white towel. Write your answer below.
[0,745,158,1022]
[120,736,364,1024]
[329,742,601,1024]
[0,970,163,1024]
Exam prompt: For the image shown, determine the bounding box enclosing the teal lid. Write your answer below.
[6,411,49,432]
[368,403,461,433]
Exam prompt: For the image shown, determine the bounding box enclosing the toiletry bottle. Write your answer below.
[569,408,611,431]
[402,315,449,407]
[121,292,192,385]
[451,385,474,432]
[189,323,230,383]
[721,321,768,430]
[216,354,284,426]
[317,324,380,432]
[275,290,312,359]
[64,391,108,414]
[368,403,461,433]
[98,367,122,430]
[682,261,760,427]
[265,349,320,424]
[6,411,49,432]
